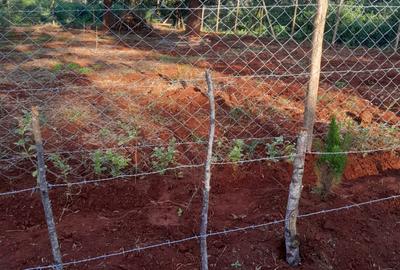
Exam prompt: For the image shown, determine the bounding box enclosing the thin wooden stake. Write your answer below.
[261,0,276,39]
[200,70,216,270]
[31,107,63,270]
[284,129,308,266]
[303,0,328,151]
[200,5,205,32]
[215,0,221,32]
[395,21,400,51]
[331,0,344,45]
[234,0,240,33]
[291,0,299,36]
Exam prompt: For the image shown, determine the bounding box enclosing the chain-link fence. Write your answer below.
[0,0,399,268]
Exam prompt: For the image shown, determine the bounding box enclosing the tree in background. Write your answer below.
[185,0,203,35]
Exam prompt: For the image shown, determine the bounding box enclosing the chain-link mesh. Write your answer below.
[0,1,399,267]
[1,1,399,190]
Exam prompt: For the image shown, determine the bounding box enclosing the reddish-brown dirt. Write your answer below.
[1,25,400,269]
[1,154,400,270]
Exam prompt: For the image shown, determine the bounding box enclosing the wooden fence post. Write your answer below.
[200,70,216,270]
[291,0,299,36]
[234,0,240,33]
[331,0,344,45]
[284,129,308,266]
[216,0,221,32]
[200,5,205,32]
[31,107,63,270]
[303,0,328,151]
[262,0,276,39]
[395,21,400,51]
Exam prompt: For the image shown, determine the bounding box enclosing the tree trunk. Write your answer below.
[103,0,113,30]
[186,0,202,35]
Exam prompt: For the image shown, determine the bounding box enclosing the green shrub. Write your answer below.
[92,150,130,177]
[315,116,351,198]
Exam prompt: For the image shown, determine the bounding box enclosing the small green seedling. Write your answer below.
[151,138,176,175]
[228,139,245,163]
[49,153,71,178]
[14,110,35,157]
[92,150,130,177]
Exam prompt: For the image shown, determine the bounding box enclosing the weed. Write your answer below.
[116,120,138,146]
[52,62,93,74]
[151,138,176,174]
[177,207,183,217]
[231,260,242,269]
[49,153,71,178]
[264,136,297,162]
[229,107,246,121]
[92,150,130,177]
[14,110,35,157]
[246,139,261,158]
[66,110,84,123]
[315,116,351,198]
[335,81,347,88]
[228,139,244,163]
[52,63,63,72]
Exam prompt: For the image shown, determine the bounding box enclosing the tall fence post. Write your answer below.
[200,70,216,270]
[31,107,63,270]
[303,0,328,151]
[284,129,308,266]
[331,0,344,45]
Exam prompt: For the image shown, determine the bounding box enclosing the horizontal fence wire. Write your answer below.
[1,145,398,198]
[24,192,400,270]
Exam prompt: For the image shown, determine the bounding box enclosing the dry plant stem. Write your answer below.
[303,0,328,151]
[200,70,216,270]
[31,106,63,270]
[285,130,307,266]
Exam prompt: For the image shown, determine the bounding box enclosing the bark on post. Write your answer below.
[234,0,240,33]
[303,0,328,151]
[331,0,344,45]
[284,129,308,266]
[290,0,299,36]
[200,70,216,270]
[215,0,221,32]
[31,107,63,270]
